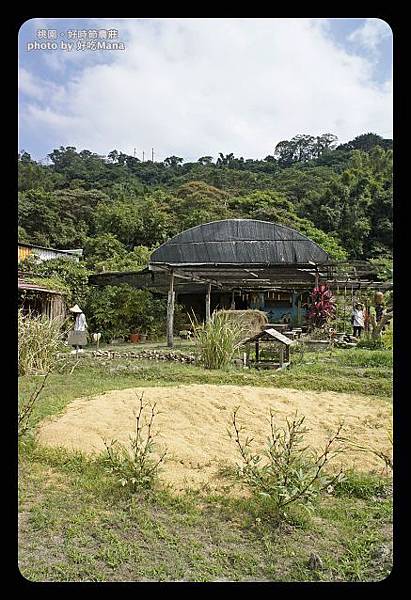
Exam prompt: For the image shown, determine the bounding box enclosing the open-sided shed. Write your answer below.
[90,219,332,345]
[148,219,331,345]
[242,327,296,370]
[89,218,391,346]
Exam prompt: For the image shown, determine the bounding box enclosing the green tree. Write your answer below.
[94,195,172,248]
[18,189,61,247]
[171,181,232,230]
[274,133,338,166]
[93,245,152,273]
[197,156,214,165]
[231,190,347,260]
[164,156,184,168]
[311,148,393,258]
[85,285,168,340]
[19,257,90,306]
[337,133,393,152]
[18,152,59,191]
[83,234,127,269]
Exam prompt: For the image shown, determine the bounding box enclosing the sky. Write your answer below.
[18,18,393,163]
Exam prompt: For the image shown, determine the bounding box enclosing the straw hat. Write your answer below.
[69,304,83,313]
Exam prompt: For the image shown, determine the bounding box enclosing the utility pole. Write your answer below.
[142,151,145,162]
[151,148,154,162]
[133,148,136,158]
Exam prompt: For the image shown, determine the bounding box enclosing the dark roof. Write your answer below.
[150,219,329,266]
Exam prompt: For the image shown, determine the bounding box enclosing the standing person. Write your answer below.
[351,302,365,338]
[68,304,88,354]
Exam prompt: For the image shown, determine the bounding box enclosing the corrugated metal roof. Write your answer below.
[150,219,329,266]
[18,242,83,254]
[18,243,83,262]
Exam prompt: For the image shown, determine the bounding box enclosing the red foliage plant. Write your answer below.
[307,284,336,329]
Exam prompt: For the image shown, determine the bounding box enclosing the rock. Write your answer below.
[308,552,323,570]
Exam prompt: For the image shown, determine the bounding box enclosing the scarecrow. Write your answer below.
[68,304,88,354]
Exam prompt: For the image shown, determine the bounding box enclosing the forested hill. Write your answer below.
[18,132,393,273]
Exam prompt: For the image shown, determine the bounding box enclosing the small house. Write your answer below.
[17,242,83,319]
[18,278,66,319]
[242,327,295,370]
[18,243,83,263]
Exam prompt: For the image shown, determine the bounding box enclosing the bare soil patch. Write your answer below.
[37,385,392,492]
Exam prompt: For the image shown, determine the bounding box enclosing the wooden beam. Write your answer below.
[167,270,175,348]
[205,282,211,323]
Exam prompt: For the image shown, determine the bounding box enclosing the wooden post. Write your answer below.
[255,339,260,363]
[343,282,347,329]
[205,282,211,323]
[167,270,175,348]
[230,290,235,309]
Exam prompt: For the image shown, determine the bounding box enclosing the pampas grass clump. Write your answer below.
[191,311,249,370]
[18,309,67,375]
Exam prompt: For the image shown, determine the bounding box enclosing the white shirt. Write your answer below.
[352,309,364,328]
[74,313,88,331]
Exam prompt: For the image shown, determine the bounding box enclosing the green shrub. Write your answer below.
[230,408,345,522]
[333,470,390,500]
[337,349,393,368]
[19,256,90,306]
[18,309,67,375]
[382,327,393,350]
[192,311,246,369]
[85,284,178,341]
[357,335,385,350]
[103,393,167,492]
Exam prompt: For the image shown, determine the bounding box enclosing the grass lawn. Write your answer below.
[18,347,393,582]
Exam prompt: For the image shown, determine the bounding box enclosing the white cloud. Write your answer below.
[19,18,393,161]
[19,68,45,101]
[348,18,392,56]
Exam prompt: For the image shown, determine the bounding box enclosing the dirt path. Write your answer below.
[37,385,392,492]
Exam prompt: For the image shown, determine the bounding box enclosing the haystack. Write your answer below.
[216,309,268,339]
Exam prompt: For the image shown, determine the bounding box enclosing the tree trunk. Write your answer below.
[371,311,393,339]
